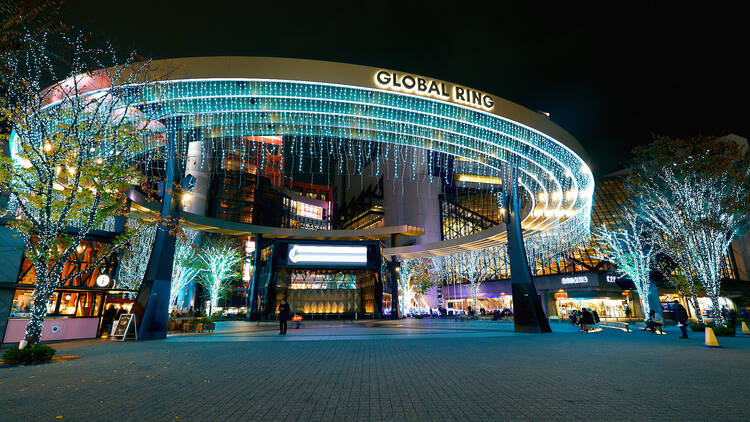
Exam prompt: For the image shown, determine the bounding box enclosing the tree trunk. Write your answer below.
[25,285,51,345]
[688,291,703,324]
[471,282,478,312]
[709,293,725,326]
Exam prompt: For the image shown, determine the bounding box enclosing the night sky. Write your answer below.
[62,1,747,176]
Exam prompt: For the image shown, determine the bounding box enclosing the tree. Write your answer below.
[115,219,157,294]
[657,260,704,323]
[0,31,163,345]
[196,239,242,317]
[593,210,659,319]
[630,136,750,326]
[168,229,200,313]
[407,258,436,313]
[460,250,486,312]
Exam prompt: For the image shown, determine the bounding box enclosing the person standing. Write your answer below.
[674,299,689,339]
[278,298,291,335]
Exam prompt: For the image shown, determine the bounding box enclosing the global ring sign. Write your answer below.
[374,70,495,111]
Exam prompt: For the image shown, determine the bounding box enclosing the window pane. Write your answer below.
[58,292,78,315]
[9,290,33,318]
[76,292,100,317]
[46,292,59,314]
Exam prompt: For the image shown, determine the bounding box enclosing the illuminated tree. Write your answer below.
[406,258,436,313]
[398,259,417,316]
[593,210,658,319]
[196,239,242,316]
[657,260,704,323]
[630,136,750,326]
[169,229,200,313]
[459,250,486,312]
[115,219,157,293]
[0,31,163,345]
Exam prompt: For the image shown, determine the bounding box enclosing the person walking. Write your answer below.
[278,298,291,335]
[674,299,689,339]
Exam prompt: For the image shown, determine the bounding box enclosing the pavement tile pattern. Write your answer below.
[1,320,748,421]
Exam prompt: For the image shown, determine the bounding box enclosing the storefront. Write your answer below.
[249,238,387,320]
[659,292,737,321]
[536,272,629,320]
[2,237,137,344]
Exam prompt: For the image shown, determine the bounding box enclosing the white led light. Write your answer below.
[288,245,368,264]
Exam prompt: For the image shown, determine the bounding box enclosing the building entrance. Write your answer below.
[253,239,388,320]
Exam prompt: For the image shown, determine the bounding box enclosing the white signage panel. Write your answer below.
[288,245,368,265]
[561,276,588,285]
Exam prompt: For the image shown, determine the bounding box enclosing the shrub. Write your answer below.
[200,316,214,324]
[3,344,56,365]
[712,325,736,337]
[688,322,736,337]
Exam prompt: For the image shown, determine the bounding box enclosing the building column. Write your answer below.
[506,167,551,333]
[131,125,179,340]
[248,233,263,321]
[0,227,25,343]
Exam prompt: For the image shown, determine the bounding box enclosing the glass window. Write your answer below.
[9,290,34,318]
[76,292,102,317]
[46,292,59,314]
[58,292,79,315]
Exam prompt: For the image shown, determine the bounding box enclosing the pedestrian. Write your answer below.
[278,298,291,335]
[624,304,631,319]
[580,308,595,332]
[101,305,117,337]
[673,299,689,339]
[644,309,663,333]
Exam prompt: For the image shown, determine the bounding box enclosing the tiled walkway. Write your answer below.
[1,320,748,421]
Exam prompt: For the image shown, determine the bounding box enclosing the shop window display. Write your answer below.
[556,298,627,319]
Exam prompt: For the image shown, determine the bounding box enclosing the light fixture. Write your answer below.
[96,274,111,287]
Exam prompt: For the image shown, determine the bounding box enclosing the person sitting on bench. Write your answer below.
[644,310,663,333]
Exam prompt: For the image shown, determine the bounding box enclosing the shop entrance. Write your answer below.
[273,269,380,318]
[253,239,387,320]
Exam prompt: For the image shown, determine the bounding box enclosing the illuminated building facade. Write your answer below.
[2,57,596,340]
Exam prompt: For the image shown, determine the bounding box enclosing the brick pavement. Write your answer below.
[1,320,748,421]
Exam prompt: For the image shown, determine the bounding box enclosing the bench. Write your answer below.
[598,320,630,331]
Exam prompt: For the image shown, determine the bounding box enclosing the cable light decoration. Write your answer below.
[16,59,594,291]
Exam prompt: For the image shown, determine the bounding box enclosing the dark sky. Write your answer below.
[62,1,747,176]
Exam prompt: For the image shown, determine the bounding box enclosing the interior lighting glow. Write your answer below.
[455,174,503,184]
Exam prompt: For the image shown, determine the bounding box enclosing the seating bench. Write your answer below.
[598,320,630,331]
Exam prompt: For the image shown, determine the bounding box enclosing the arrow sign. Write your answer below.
[288,245,368,264]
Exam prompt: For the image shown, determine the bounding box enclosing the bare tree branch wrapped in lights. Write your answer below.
[0,31,164,345]
[115,219,157,293]
[195,239,242,317]
[460,250,486,313]
[168,229,200,313]
[593,210,658,319]
[629,136,750,326]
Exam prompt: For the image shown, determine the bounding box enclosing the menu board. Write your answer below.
[111,314,136,341]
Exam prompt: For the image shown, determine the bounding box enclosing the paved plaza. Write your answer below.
[1,319,749,421]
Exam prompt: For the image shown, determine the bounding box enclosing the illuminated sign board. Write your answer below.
[374,70,495,111]
[561,276,588,285]
[606,275,617,283]
[287,245,368,265]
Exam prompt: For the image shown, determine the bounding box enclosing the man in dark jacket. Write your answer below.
[278,298,291,335]
[674,299,689,339]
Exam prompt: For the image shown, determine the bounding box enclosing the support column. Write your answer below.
[131,126,179,340]
[506,167,551,333]
[248,233,263,321]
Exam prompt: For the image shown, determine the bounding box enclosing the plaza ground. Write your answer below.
[1,320,749,421]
